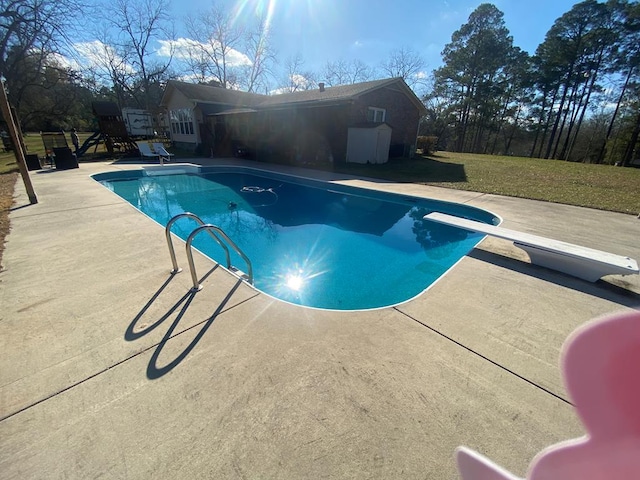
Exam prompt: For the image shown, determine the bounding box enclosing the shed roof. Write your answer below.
[349,122,393,129]
[92,101,122,117]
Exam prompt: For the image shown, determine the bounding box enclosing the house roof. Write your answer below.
[197,103,258,116]
[162,77,427,115]
[161,81,265,109]
[255,78,400,107]
[211,108,259,116]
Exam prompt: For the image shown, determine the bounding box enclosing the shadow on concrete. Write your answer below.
[125,272,183,341]
[125,265,221,342]
[111,158,163,165]
[468,249,640,308]
[146,278,244,379]
[9,203,35,212]
[124,248,264,379]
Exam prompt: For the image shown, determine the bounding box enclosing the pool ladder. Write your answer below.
[165,213,253,291]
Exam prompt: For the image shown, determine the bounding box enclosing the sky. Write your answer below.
[161,0,584,76]
[70,0,585,91]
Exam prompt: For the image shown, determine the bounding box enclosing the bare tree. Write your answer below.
[322,58,373,86]
[380,46,426,89]
[184,6,244,88]
[1,0,88,129]
[102,0,174,110]
[183,6,275,92]
[175,38,210,84]
[279,53,317,92]
[238,16,276,93]
[75,32,134,107]
[1,0,85,77]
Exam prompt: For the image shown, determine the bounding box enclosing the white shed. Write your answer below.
[346,123,392,164]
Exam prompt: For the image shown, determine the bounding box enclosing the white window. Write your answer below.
[367,107,386,123]
[169,108,195,136]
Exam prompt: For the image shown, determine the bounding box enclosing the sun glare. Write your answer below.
[285,273,304,291]
[231,0,278,30]
[267,240,332,303]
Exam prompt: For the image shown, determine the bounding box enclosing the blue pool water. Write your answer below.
[94,167,499,310]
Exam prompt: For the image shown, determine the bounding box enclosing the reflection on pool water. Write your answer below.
[94,167,499,310]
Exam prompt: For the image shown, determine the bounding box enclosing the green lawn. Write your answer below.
[0,131,117,174]
[0,132,186,174]
[331,152,640,215]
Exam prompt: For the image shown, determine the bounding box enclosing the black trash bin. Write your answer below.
[53,147,79,170]
[25,153,42,171]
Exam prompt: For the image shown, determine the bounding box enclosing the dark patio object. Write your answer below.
[53,147,79,170]
[25,153,41,171]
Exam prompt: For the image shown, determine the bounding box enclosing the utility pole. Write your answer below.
[0,80,37,204]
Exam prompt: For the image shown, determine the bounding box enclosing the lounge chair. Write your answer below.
[136,142,170,165]
[53,147,78,170]
[137,141,160,162]
[152,142,174,162]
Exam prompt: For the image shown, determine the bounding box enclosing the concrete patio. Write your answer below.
[1,158,639,479]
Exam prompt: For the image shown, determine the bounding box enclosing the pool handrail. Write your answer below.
[185,224,254,290]
[165,212,231,274]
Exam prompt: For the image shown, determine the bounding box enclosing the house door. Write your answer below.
[200,122,214,157]
[214,121,231,156]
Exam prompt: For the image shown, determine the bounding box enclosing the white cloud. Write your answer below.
[290,73,312,87]
[47,52,77,70]
[73,40,135,73]
[269,74,314,95]
[157,37,252,67]
[157,38,199,58]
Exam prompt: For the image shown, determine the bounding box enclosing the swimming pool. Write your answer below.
[94,166,500,310]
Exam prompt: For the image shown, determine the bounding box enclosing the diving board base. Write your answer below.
[514,242,621,282]
[424,212,639,283]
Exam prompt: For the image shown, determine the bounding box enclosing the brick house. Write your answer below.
[160,77,426,164]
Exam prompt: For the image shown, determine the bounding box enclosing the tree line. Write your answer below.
[1,0,638,166]
[425,1,640,166]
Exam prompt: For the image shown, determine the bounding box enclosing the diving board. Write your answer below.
[424,212,639,282]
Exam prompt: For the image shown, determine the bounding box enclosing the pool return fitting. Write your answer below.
[165,212,253,291]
